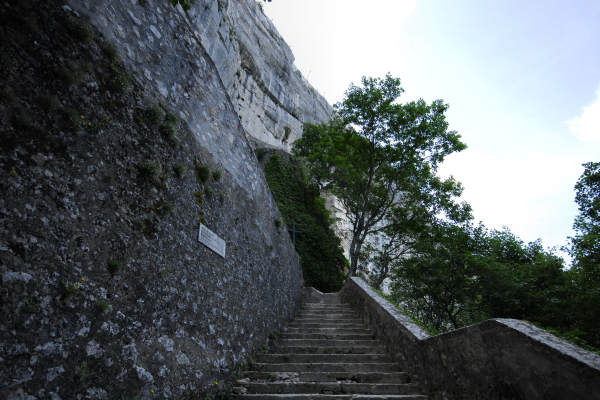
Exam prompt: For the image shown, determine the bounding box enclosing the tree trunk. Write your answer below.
[348,215,366,277]
[349,236,360,277]
[374,260,389,290]
[447,307,460,329]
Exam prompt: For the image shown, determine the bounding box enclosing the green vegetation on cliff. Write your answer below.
[263,151,346,292]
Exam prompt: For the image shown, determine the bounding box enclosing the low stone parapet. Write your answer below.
[341,277,600,400]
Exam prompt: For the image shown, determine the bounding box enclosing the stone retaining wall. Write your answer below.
[0,1,303,398]
[341,277,600,400]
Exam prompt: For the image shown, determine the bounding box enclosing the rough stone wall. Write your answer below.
[189,0,333,151]
[341,277,600,400]
[0,1,302,399]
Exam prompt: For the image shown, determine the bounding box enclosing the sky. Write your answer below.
[263,0,600,263]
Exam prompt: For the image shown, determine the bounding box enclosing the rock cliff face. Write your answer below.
[190,0,333,151]
[0,1,314,398]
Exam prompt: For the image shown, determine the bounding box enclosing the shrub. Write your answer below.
[256,148,268,161]
[62,281,78,300]
[77,361,89,378]
[107,260,121,276]
[173,163,186,178]
[168,0,196,11]
[138,161,160,181]
[107,63,131,94]
[283,126,291,142]
[100,41,119,61]
[97,299,110,313]
[144,106,163,126]
[194,190,203,205]
[135,217,157,237]
[195,164,210,183]
[154,199,174,214]
[65,15,94,43]
[164,111,177,125]
[159,122,176,140]
[160,111,178,142]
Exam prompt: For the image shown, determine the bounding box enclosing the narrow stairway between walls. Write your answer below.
[235,292,428,399]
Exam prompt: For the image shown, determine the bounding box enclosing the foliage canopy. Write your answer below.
[571,161,600,270]
[568,161,600,347]
[389,221,579,339]
[294,75,467,277]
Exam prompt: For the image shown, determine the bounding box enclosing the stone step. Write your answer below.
[295,317,361,323]
[284,327,373,335]
[300,303,354,310]
[242,371,413,384]
[298,309,358,313]
[287,323,367,329]
[295,310,359,318]
[277,339,380,347]
[297,312,359,318]
[294,318,363,323]
[300,306,355,312]
[251,363,400,373]
[280,333,374,340]
[303,299,342,305]
[294,312,362,321]
[295,317,361,322]
[271,346,382,354]
[239,382,422,395]
[236,394,427,400]
[242,298,427,400]
[255,354,390,364]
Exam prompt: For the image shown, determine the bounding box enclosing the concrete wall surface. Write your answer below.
[341,277,600,400]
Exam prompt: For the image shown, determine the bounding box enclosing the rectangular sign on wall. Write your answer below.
[198,223,226,258]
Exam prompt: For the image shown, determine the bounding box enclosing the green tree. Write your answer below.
[571,162,600,270]
[390,223,570,333]
[167,0,271,12]
[477,229,570,327]
[168,0,195,11]
[568,161,600,346]
[390,221,487,330]
[368,172,471,289]
[294,75,466,276]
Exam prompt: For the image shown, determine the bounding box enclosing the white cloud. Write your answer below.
[568,85,600,143]
[439,150,580,252]
[263,0,417,104]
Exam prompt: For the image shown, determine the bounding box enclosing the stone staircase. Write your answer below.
[236,294,428,399]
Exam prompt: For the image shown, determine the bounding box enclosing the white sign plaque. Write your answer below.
[198,223,226,258]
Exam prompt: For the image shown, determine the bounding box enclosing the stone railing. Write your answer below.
[340,277,600,400]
